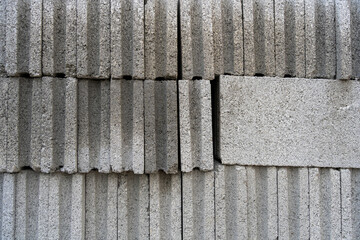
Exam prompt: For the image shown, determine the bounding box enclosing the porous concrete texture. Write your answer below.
[180,0,214,80]
[111,0,145,79]
[218,75,360,168]
[275,0,305,77]
[145,0,177,80]
[0,0,5,74]
[179,80,213,172]
[144,80,178,174]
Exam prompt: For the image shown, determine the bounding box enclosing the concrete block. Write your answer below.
[42,0,77,77]
[1,174,15,239]
[111,0,144,79]
[179,80,213,172]
[144,80,178,173]
[145,0,177,79]
[0,0,5,74]
[0,80,7,171]
[150,172,181,240]
[305,0,336,79]
[212,0,244,76]
[243,0,275,76]
[118,172,149,239]
[77,0,110,79]
[335,0,360,79]
[219,76,360,168]
[180,0,214,80]
[275,0,305,77]
[182,170,214,239]
[110,79,144,173]
[5,0,42,77]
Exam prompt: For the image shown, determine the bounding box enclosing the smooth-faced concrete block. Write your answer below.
[219,76,360,168]
[180,0,214,80]
[179,80,213,172]
[111,0,145,79]
[145,0,177,80]
[110,79,144,173]
[144,80,178,174]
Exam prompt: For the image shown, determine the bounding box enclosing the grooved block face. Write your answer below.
[219,75,360,168]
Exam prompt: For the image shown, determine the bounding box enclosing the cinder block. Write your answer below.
[0,80,7,171]
[150,172,181,240]
[77,0,110,78]
[305,0,336,79]
[212,0,244,76]
[110,79,144,173]
[275,0,305,77]
[111,0,144,79]
[219,76,360,168]
[179,80,213,172]
[0,0,5,74]
[180,0,214,80]
[5,0,42,77]
[145,0,177,79]
[42,0,77,76]
[243,0,275,76]
[182,170,214,239]
[144,80,178,173]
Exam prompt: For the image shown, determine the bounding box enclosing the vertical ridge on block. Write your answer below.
[305,0,336,79]
[0,79,7,171]
[1,174,15,239]
[118,173,149,240]
[243,0,275,76]
[77,0,110,79]
[182,170,214,239]
[144,80,178,173]
[145,0,177,79]
[110,80,144,173]
[215,163,247,240]
[70,174,86,239]
[150,172,181,239]
[180,0,214,80]
[0,0,5,74]
[37,174,50,239]
[179,80,213,172]
[0,174,3,238]
[43,0,77,76]
[111,0,145,79]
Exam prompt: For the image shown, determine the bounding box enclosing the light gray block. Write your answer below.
[275,0,305,77]
[150,172,181,240]
[145,0,177,79]
[111,0,144,79]
[179,80,213,172]
[212,0,244,76]
[305,0,336,79]
[243,0,275,76]
[180,0,214,80]
[182,170,214,239]
[110,79,144,173]
[1,174,15,239]
[0,0,5,74]
[42,0,77,76]
[219,76,360,168]
[0,80,7,171]
[77,0,110,79]
[144,80,178,174]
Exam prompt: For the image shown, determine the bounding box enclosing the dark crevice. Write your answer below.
[211,76,220,162]
[177,0,182,80]
[20,166,32,170]
[122,75,133,80]
[55,73,66,78]
[254,73,264,77]
[192,76,202,80]
[155,77,165,80]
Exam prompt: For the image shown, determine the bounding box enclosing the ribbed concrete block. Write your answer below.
[144,80,178,174]
[179,80,213,172]
[1,174,16,239]
[335,0,360,79]
[243,0,275,76]
[145,0,177,79]
[275,0,305,77]
[218,76,360,168]
[180,0,214,80]
[305,0,336,79]
[212,0,244,76]
[42,0,77,77]
[5,0,42,77]
[111,0,144,79]
[110,79,144,173]
[77,0,110,79]
[150,172,181,240]
[78,79,110,172]
[118,173,149,240]
[215,163,247,240]
[309,168,341,239]
[0,80,7,171]
[278,167,309,239]
[0,0,5,74]
[182,170,214,239]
